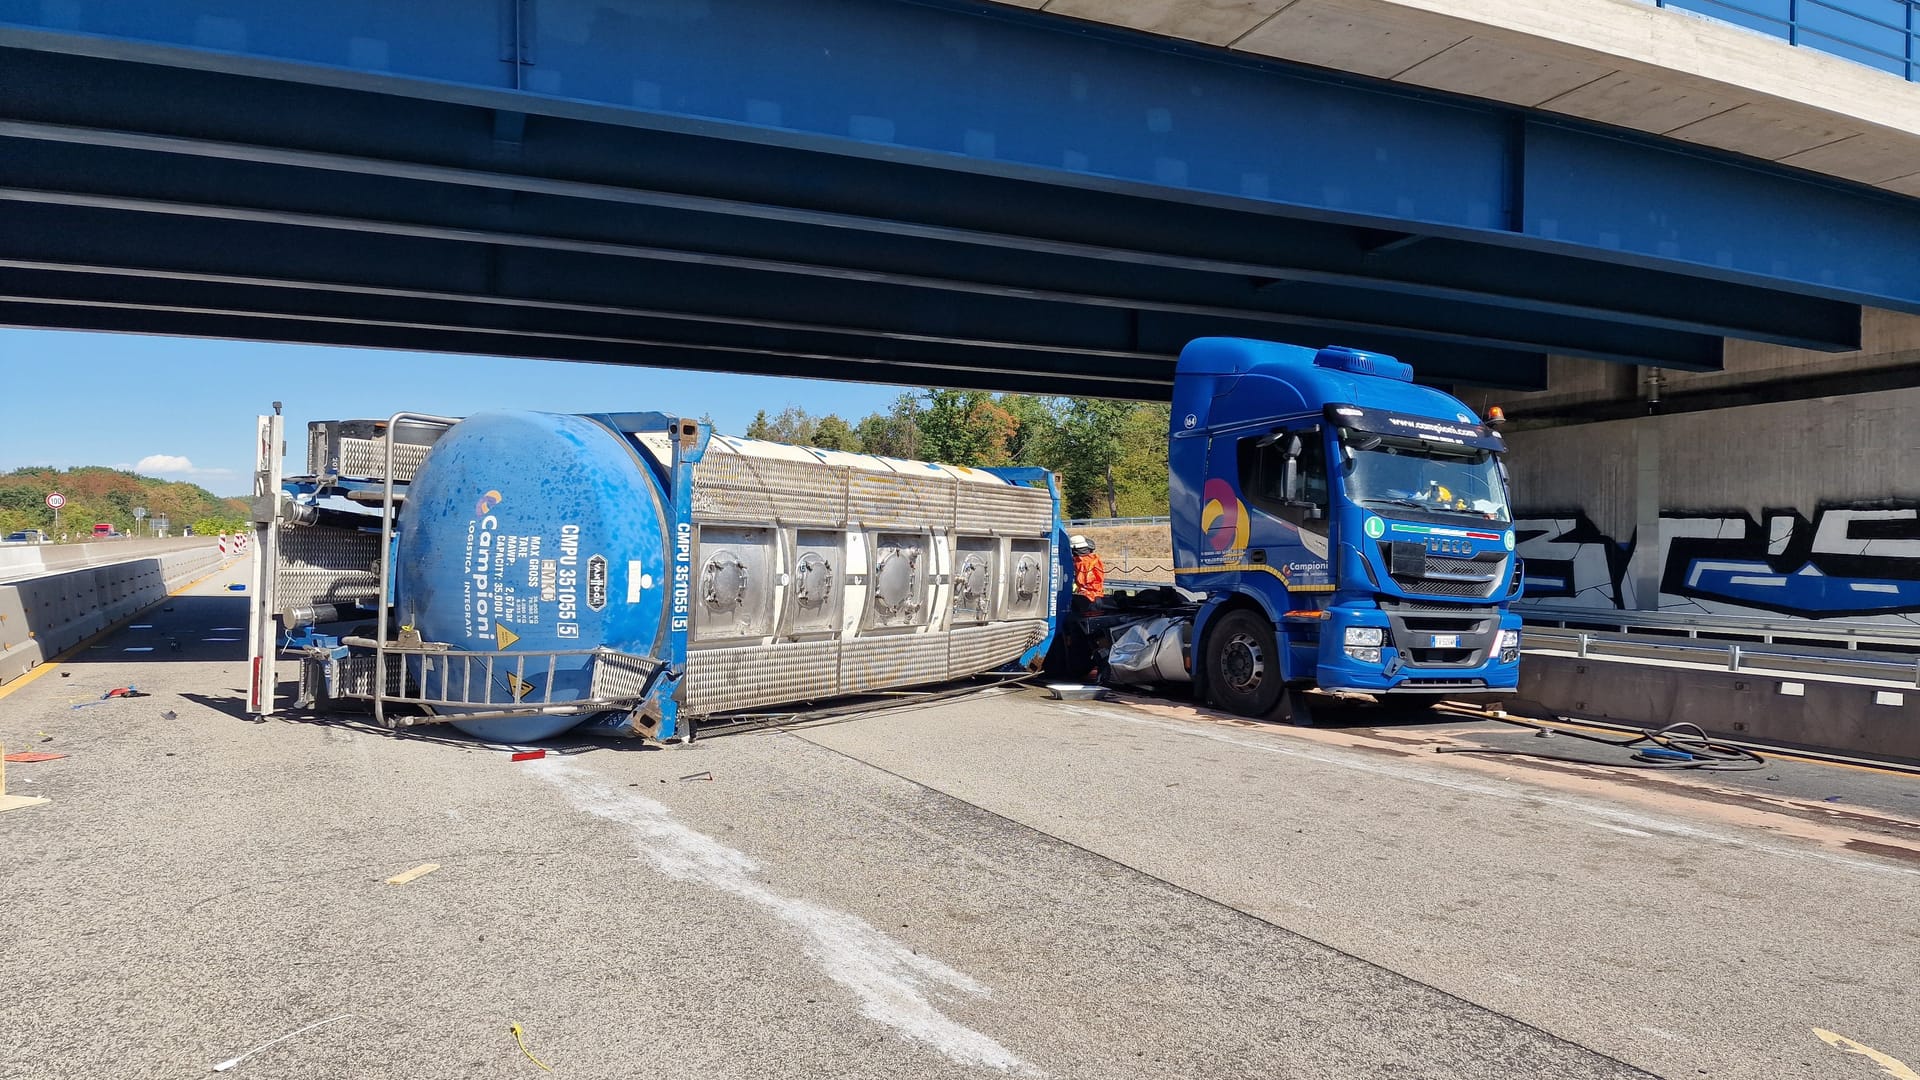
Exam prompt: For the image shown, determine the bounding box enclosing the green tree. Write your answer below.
[916,390,1019,467]
[743,410,773,440]
[809,414,858,451]
[854,394,922,459]
[1054,399,1133,519]
[999,394,1062,469]
[1111,403,1173,516]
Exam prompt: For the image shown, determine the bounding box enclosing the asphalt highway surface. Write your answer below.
[1,558,1915,1079]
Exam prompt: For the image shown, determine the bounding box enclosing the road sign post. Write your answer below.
[45,491,64,539]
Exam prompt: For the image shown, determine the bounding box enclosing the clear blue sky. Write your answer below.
[0,329,914,496]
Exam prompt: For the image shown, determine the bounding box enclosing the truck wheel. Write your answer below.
[1205,609,1284,718]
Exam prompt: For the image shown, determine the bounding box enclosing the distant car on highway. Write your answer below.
[2,529,49,544]
[90,523,126,539]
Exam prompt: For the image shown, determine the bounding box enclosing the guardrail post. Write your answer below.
[1727,643,1741,671]
[1577,632,1590,658]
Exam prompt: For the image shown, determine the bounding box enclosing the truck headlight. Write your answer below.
[1344,627,1384,647]
[1498,629,1520,662]
[1344,646,1382,664]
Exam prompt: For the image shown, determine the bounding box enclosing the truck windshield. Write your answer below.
[1340,433,1510,522]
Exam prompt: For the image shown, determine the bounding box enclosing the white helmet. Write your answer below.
[1069,534,1093,553]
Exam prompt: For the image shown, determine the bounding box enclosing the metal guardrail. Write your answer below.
[1653,0,1917,81]
[1519,603,1920,651]
[1524,625,1920,687]
[1067,516,1172,528]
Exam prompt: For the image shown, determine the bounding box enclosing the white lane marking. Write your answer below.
[1062,706,1919,879]
[530,760,1039,1075]
[1591,823,1654,839]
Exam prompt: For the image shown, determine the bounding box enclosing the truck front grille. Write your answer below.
[1378,543,1508,600]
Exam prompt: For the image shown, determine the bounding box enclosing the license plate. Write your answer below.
[1429,634,1460,648]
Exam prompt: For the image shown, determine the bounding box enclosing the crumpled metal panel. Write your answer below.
[275,525,380,617]
[847,470,955,529]
[947,621,1045,679]
[955,483,1052,536]
[588,649,664,700]
[692,453,847,526]
[685,639,839,712]
[840,632,950,696]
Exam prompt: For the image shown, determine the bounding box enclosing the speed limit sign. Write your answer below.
[45,492,64,510]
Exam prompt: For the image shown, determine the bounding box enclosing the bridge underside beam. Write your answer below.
[0,5,1900,393]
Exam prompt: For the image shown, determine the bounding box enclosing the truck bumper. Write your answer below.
[1315,604,1521,694]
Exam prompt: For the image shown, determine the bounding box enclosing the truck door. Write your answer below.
[1237,427,1332,565]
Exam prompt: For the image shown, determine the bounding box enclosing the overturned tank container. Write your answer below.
[247,410,1061,743]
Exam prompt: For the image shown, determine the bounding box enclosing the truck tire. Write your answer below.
[1204,609,1285,718]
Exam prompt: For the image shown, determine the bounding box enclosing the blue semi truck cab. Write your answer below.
[1168,338,1522,718]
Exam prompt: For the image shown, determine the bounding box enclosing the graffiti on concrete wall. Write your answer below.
[1514,503,1920,622]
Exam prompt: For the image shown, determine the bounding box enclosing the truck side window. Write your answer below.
[1238,429,1327,517]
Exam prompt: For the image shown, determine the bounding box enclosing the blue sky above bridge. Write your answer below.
[0,328,910,493]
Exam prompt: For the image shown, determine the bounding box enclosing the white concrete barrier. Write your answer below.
[0,542,229,684]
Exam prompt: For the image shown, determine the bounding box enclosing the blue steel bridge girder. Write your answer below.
[1,0,1913,393]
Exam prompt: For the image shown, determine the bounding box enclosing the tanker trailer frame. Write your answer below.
[246,405,1063,743]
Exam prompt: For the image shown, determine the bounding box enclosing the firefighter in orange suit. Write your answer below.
[1064,534,1107,680]
[1070,534,1106,604]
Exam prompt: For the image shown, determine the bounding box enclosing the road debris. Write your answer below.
[210,1012,355,1072]
[510,750,548,762]
[509,1023,553,1073]
[385,862,441,885]
[679,771,714,782]
[0,744,52,814]
[1045,683,1101,700]
[73,686,150,709]
[3,752,65,763]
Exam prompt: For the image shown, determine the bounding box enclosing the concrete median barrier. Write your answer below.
[0,542,229,684]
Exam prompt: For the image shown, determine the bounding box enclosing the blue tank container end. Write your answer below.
[394,411,671,741]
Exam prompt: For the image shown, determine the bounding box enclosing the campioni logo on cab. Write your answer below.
[1202,478,1250,552]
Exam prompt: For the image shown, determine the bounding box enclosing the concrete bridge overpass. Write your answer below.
[1,0,1917,397]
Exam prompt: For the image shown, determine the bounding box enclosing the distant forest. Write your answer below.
[0,467,250,539]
